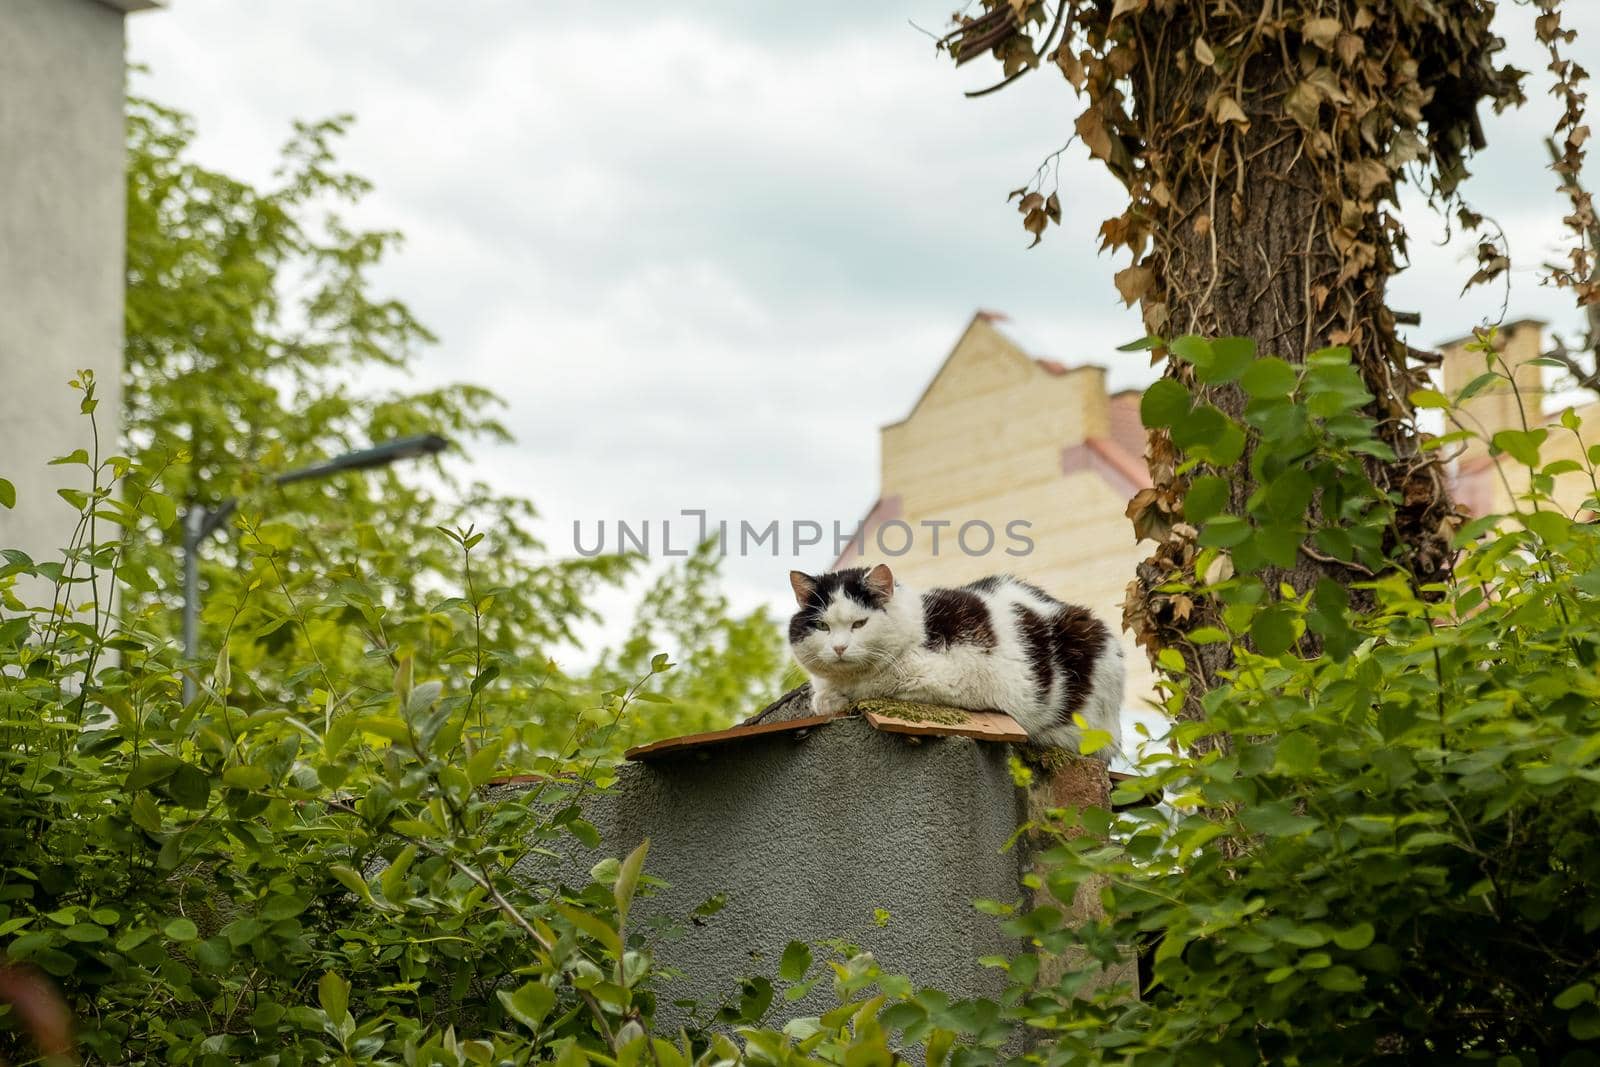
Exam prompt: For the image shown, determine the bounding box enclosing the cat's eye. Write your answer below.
[819,623,831,632]
[851,620,866,630]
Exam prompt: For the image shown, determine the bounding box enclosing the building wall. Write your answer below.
[843,317,1160,741]
[0,0,129,595]
[1441,321,1600,520]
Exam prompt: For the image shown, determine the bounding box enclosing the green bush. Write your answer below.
[0,385,963,1066]
[1003,333,1600,1065]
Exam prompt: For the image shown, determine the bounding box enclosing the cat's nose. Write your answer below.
[832,644,847,657]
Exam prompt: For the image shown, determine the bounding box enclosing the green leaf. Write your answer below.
[1570,1006,1600,1041]
[1116,334,1163,352]
[780,941,813,982]
[1457,371,1501,401]
[498,981,556,1032]
[1409,388,1449,409]
[260,894,309,920]
[1251,604,1297,656]
[1317,965,1364,992]
[168,763,212,809]
[1141,379,1192,429]
[1169,335,1213,369]
[1195,336,1255,383]
[129,791,163,833]
[1241,357,1299,398]
[1554,982,1595,1010]
[1170,404,1228,451]
[0,478,13,509]
[615,838,650,925]
[327,865,376,904]
[318,971,350,1023]
[222,765,270,790]
[1239,801,1317,837]
[1197,515,1254,548]
[1273,733,1319,775]
[163,917,199,942]
[1522,510,1570,544]
[1332,922,1374,950]
[126,755,183,791]
[1490,428,1547,467]
[556,903,622,957]
[115,927,154,952]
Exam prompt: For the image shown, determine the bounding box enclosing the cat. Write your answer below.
[787,563,1123,757]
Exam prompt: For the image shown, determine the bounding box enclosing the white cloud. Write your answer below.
[130,0,1600,671]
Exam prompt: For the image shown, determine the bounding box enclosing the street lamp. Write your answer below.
[180,433,448,701]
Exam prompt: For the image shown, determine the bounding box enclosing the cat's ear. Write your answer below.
[865,563,895,601]
[789,570,817,607]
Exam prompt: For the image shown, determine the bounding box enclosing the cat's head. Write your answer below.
[787,564,915,676]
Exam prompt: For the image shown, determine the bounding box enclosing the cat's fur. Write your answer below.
[787,564,1123,757]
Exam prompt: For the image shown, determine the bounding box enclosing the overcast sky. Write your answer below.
[129,2,1600,662]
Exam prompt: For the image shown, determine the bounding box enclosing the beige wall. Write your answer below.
[1440,320,1600,520]
[845,317,1160,720]
[0,0,136,602]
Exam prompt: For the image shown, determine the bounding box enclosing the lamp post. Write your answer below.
[180,433,448,701]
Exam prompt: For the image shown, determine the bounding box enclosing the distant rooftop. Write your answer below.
[1433,318,1547,351]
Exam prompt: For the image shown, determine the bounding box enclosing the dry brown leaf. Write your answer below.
[1144,300,1170,335]
[1023,207,1049,247]
[1213,94,1249,128]
[1285,81,1322,129]
[1350,158,1390,199]
[1110,0,1149,20]
[1126,486,1171,542]
[1114,263,1155,307]
[1194,212,1212,237]
[1054,46,1086,89]
[1336,32,1363,67]
[1169,594,1194,624]
[1303,17,1341,50]
[1075,107,1114,162]
[1203,552,1234,585]
[1194,37,1216,66]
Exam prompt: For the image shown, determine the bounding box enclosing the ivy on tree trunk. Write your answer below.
[943,0,1537,726]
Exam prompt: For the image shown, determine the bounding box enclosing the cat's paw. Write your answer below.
[811,687,852,717]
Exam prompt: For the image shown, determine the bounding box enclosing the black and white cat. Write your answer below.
[787,564,1124,757]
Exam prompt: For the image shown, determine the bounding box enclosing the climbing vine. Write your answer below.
[939,1,1592,721]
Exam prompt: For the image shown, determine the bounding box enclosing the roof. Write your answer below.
[883,311,1105,430]
[1433,318,1547,351]
[835,313,1152,568]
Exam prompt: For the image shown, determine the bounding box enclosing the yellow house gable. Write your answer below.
[892,311,1049,424]
[834,311,1161,720]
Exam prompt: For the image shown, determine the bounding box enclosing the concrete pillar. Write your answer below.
[521,715,1029,1033]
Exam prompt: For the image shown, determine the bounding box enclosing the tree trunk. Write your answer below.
[1102,6,1499,727]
